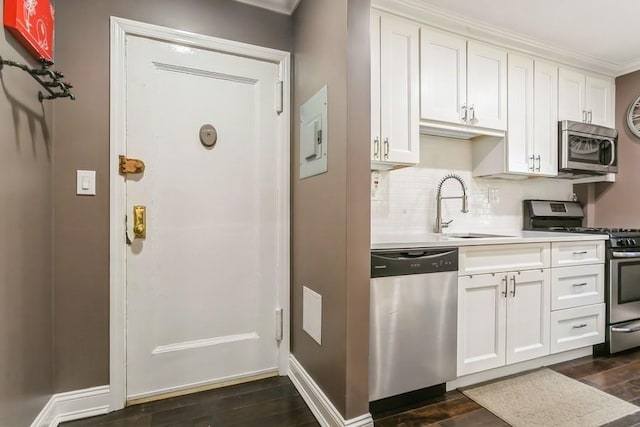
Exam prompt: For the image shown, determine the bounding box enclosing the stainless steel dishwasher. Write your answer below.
[369,247,458,402]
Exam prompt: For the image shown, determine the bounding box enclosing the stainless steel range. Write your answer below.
[524,199,640,354]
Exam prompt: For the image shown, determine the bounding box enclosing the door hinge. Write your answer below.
[276,81,283,115]
[275,308,283,341]
[119,155,145,175]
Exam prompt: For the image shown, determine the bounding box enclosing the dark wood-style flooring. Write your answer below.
[63,348,640,427]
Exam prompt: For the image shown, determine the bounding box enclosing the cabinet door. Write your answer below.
[370,11,382,161]
[533,60,558,176]
[586,75,615,128]
[506,269,551,364]
[458,274,507,376]
[467,41,507,130]
[420,27,467,124]
[506,54,534,174]
[379,14,420,164]
[558,67,586,123]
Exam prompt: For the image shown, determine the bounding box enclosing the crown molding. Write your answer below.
[373,0,630,77]
[617,60,640,78]
[235,0,301,15]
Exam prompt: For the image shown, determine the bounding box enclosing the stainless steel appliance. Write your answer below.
[369,247,458,402]
[524,199,640,354]
[558,120,617,176]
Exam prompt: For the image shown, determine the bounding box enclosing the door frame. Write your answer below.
[109,17,291,411]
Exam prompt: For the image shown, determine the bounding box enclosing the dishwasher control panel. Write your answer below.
[371,248,458,278]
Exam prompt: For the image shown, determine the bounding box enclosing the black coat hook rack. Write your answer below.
[0,56,75,101]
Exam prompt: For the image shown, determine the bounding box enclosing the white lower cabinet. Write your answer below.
[458,268,550,376]
[550,303,605,353]
[551,264,604,311]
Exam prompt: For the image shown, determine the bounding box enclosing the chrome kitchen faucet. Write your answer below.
[435,174,469,233]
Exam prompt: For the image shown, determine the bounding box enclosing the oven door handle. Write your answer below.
[611,325,640,333]
[611,251,640,258]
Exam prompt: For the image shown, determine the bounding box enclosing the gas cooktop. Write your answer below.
[548,227,640,236]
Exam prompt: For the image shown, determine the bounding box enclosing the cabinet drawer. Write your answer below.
[551,264,604,310]
[550,303,604,354]
[551,241,604,267]
[459,243,550,275]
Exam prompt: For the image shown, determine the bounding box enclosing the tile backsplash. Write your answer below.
[371,135,574,242]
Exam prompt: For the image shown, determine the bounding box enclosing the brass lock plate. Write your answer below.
[133,205,146,239]
[119,155,146,175]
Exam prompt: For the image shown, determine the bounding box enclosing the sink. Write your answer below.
[444,233,513,239]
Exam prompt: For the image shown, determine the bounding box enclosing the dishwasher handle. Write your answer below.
[374,249,457,260]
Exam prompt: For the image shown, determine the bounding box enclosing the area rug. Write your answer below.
[462,368,639,427]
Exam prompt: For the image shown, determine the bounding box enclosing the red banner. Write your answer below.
[4,0,54,62]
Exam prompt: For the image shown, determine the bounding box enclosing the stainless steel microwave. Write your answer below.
[559,120,617,175]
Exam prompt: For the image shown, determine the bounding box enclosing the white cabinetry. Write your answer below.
[506,55,558,176]
[472,54,557,178]
[420,27,507,133]
[370,11,420,170]
[559,68,615,128]
[550,241,605,353]
[458,244,551,376]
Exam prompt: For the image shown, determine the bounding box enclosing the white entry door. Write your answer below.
[123,34,286,401]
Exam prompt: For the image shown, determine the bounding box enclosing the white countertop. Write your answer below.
[371,230,608,250]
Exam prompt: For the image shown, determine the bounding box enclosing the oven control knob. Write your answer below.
[618,239,627,247]
[631,239,637,246]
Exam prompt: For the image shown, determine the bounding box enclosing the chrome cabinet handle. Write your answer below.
[572,323,588,329]
[383,137,389,159]
[373,137,380,159]
[535,155,541,172]
[501,275,508,298]
[529,155,535,171]
[582,110,587,123]
[572,282,588,287]
[588,110,593,123]
[510,275,516,297]
[461,104,468,123]
[469,105,476,124]
[573,251,588,255]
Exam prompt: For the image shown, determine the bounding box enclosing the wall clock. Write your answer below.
[627,95,640,139]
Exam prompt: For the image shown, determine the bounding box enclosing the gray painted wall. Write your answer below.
[292,0,370,419]
[0,4,54,425]
[53,0,292,393]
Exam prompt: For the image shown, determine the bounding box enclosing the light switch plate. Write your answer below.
[303,286,322,345]
[76,170,96,196]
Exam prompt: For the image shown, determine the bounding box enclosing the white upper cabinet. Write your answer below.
[371,11,420,169]
[533,60,559,176]
[420,27,507,132]
[586,75,615,128]
[420,27,507,130]
[474,53,557,178]
[420,27,467,124]
[506,54,535,175]
[559,67,614,128]
[507,55,558,176]
[466,41,508,130]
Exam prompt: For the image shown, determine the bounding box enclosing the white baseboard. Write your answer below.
[288,355,373,427]
[31,385,111,427]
